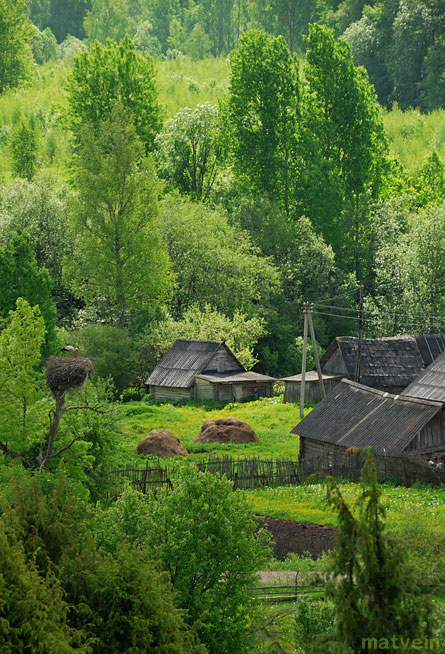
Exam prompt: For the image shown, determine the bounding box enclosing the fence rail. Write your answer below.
[105,450,445,498]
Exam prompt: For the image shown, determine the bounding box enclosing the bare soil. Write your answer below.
[256,516,338,560]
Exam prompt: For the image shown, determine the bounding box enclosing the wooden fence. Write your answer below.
[105,450,445,498]
[298,449,445,486]
[250,574,324,603]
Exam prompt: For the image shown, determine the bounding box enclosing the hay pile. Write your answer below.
[194,417,258,444]
[46,357,94,394]
[136,430,189,457]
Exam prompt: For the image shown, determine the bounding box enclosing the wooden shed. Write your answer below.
[145,338,275,402]
[320,334,445,393]
[402,350,445,403]
[281,371,343,403]
[292,379,445,463]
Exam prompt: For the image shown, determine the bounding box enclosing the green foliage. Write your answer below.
[227,29,299,213]
[68,103,172,327]
[143,466,268,654]
[248,0,317,54]
[0,0,33,94]
[0,299,49,463]
[67,324,138,393]
[303,23,390,277]
[294,598,336,653]
[66,36,162,151]
[0,231,58,356]
[84,0,133,44]
[368,201,445,335]
[155,102,223,200]
[9,118,38,180]
[159,193,279,318]
[0,175,75,321]
[31,25,58,63]
[414,150,445,208]
[5,473,205,654]
[325,451,435,652]
[0,520,87,653]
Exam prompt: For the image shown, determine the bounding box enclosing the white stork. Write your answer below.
[61,345,80,359]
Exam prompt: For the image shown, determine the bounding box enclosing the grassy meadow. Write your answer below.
[117,395,302,467]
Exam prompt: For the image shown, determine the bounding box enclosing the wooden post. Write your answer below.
[308,306,326,399]
[355,283,364,383]
[300,306,309,418]
[295,572,298,599]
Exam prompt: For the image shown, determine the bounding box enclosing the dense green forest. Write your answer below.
[2,0,445,387]
[2,2,445,652]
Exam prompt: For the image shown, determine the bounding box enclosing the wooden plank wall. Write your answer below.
[150,386,192,401]
[284,378,340,403]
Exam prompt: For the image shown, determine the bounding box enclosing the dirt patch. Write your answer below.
[194,417,258,444]
[256,517,338,560]
[136,430,189,457]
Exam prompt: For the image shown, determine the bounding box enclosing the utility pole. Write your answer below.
[308,306,326,400]
[300,305,309,419]
[355,283,364,383]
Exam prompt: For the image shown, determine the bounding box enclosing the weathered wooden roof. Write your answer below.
[145,339,244,388]
[319,334,445,388]
[291,379,442,454]
[196,371,276,384]
[281,371,343,383]
[402,350,445,403]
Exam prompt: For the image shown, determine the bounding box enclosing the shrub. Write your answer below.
[143,466,270,654]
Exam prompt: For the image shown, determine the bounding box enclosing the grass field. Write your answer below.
[116,395,303,468]
[244,480,445,526]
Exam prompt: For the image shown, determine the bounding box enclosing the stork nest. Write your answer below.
[46,357,94,394]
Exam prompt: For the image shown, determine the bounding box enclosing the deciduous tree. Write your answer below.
[155,103,223,200]
[68,103,172,327]
[66,36,162,151]
[0,0,33,94]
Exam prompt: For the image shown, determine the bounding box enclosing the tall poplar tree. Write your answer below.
[68,103,172,328]
[303,23,390,278]
[227,29,299,214]
[0,0,33,94]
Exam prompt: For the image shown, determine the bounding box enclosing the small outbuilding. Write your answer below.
[145,338,275,402]
[293,379,445,463]
[282,371,343,403]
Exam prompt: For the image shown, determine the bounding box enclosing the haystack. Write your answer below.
[46,357,94,395]
[136,430,189,457]
[194,417,258,444]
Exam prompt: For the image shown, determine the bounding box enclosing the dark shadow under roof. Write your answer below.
[402,350,445,403]
[292,379,442,455]
[145,339,244,388]
[319,334,445,388]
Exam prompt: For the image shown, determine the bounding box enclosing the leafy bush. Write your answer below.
[117,467,270,654]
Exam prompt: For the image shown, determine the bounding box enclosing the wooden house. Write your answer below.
[145,338,275,402]
[293,379,445,463]
[319,334,445,394]
[282,371,342,403]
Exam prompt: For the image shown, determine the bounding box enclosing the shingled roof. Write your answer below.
[402,350,445,403]
[145,339,244,389]
[292,379,442,455]
[320,334,445,388]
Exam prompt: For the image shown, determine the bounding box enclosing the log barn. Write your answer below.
[320,334,445,394]
[293,379,445,464]
[145,338,275,402]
